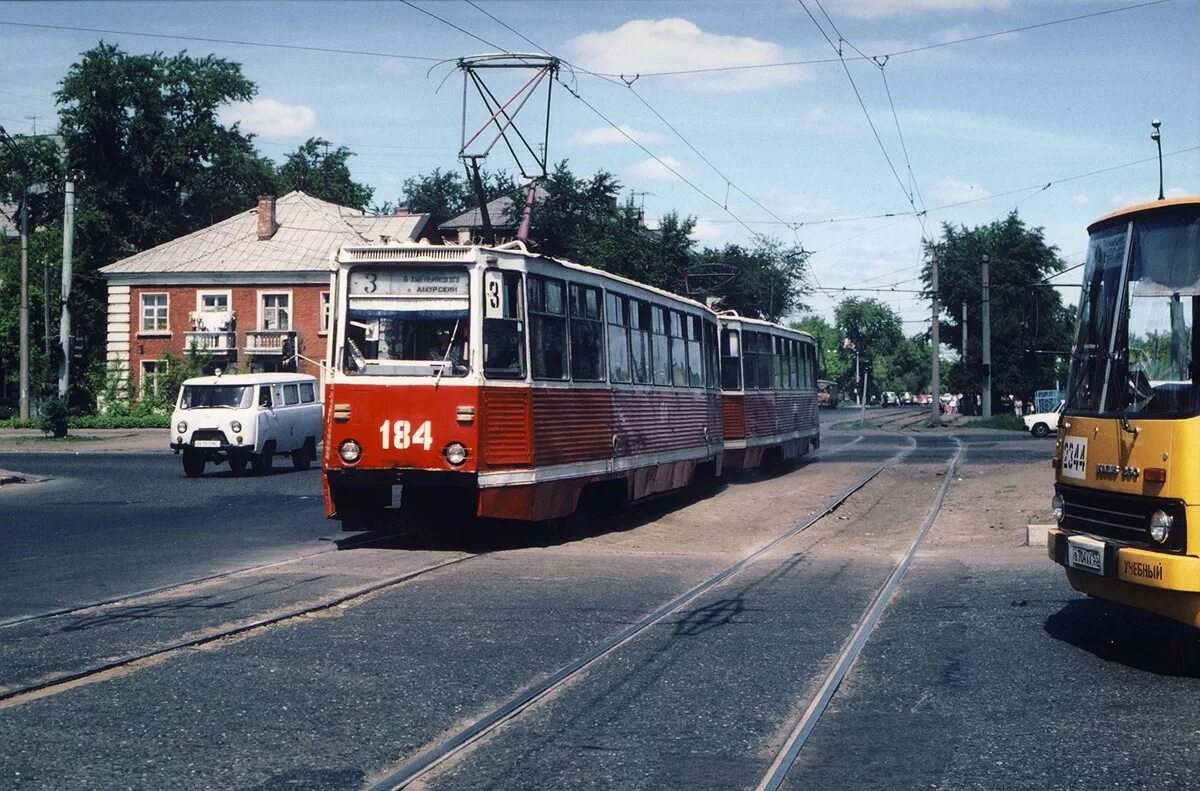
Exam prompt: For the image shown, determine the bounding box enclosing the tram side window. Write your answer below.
[806,343,817,388]
[743,331,760,390]
[670,311,689,387]
[704,321,719,389]
[484,271,525,379]
[686,315,704,387]
[651,305,671,385]
[789,339,799,389]
[569,283,605,381]
[606,292,632,383]
[528,275,567,380]
[629,299,652,384]
[721,328,741,391]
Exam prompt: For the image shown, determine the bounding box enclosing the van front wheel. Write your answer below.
[182,451,205,478]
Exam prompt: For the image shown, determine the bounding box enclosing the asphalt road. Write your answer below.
[0,452,338,620]
[5,421,1198,791]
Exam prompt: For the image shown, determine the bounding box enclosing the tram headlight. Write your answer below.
[1051,492,1065,524]
[230,420,242,433]
[443,442,468,466]
[176,420,188,434]
[338,439,362,464]
[1149,510,1174,544]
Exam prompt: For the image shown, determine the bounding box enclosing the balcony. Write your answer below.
[184,331,237,355]
[245,330,296,355]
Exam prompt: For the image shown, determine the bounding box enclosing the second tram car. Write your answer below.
[1048,196,1200,627]
[717,315,820,469]
[322,242,724,524]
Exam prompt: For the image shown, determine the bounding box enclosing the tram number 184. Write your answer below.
[380,419,433,451]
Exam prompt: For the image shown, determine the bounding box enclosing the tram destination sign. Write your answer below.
[349,269,469,297]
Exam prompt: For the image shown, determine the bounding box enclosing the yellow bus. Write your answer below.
[1049,196,1200,627]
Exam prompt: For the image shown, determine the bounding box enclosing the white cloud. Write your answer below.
[624,156,688,184]
[829,0,1012,19]
[568,19,808,93]
[220,99,316,137]
[569,125,665,146]
[929,177,990,204]
[897,108,1106,155]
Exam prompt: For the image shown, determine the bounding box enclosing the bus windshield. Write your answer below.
[339,267,470,377]
[1065,205,1200,417]
[179,385,252,410]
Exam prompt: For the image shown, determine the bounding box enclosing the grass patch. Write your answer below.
[0,433,106,444]
[962,414,1026,431]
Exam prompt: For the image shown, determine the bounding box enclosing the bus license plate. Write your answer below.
[1067,535,1106,575]
[193,440,221,448]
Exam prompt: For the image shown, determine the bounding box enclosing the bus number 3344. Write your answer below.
[379,419,433,451]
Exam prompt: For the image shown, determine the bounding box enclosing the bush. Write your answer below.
[39,395,71,437]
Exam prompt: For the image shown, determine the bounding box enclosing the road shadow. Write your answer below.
[333,479,729,555]
[1044,599,1200,677]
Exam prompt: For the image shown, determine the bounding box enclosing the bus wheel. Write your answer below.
[228,453,248,477]
[291,438,315,471]
[182,451,205,478]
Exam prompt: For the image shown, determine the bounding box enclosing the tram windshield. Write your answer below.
[1065,205,1200,417]
[339,267,470,377]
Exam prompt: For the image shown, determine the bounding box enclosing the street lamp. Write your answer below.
[1151,118,1164,201]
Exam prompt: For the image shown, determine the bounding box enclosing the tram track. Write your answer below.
[364,439,918,791]
[0,552,475,707]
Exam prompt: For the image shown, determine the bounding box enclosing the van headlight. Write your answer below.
[230,420,242,433]
[1149,510,1173,543]
[176,420,187,434]
[1051,492,1065,523]
[443,442,468,466]
[338,439,362,464]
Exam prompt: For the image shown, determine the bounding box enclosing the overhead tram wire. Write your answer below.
[582,0,1177,80]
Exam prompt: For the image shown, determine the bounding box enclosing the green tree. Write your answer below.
[275,137,373,209]
[921,211,1070,406]
[694,237,810,322]
[873,335,932,396]
[834,297,906,399]
[398,167,514,230]
[52,43,276,409]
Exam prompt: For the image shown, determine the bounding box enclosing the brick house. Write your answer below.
[100,191,428,400]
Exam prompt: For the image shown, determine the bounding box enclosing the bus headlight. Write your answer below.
[443,442,468,466]
[1051,492,1065,524]
[230,420,242,433]
[1149,510,1173,543]
[176,421,188,434]
[338,439,362,464]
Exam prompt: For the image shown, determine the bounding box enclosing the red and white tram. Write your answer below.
[321,243,724,524]
[717,315,820,469]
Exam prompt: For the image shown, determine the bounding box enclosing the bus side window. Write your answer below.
[300,382,316,403]
[283,384,299,406]
[258,386,272,409]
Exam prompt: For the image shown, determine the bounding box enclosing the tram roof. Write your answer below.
[1087,195,1200,233]
[716,312,815,342]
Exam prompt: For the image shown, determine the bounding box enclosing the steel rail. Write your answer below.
[366,439,917,791]
[755,436,964,791]
[0,526,420,630]
[0,553,475,706]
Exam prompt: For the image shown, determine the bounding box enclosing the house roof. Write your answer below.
[100,191,429,276]
[438,186,549,230]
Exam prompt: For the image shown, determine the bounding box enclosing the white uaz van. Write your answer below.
[170,372,322,477]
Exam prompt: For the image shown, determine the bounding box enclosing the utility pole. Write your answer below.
[981,253,992,418]
[59,178,74,396]
[18,187,29,420]
[962,301,968,362]
[1151,119,1164,201]
[930,251,940,423]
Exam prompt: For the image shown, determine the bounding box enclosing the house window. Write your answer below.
[140,293,169,333]
[261,293,290,330]
[141,360,167,398]
[320,291,331,333]
[198,291,229,312]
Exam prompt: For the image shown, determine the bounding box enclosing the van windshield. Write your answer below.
[180,385,252,410]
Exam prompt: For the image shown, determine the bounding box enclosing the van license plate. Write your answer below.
[1067,535,1106,575]
[193,440,221,448]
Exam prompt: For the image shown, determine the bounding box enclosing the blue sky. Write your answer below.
[1,0,1196,329]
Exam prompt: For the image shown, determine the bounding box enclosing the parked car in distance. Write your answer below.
[170,372,322,477]
[1023,401,1064,438]
[916,393,932,405]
